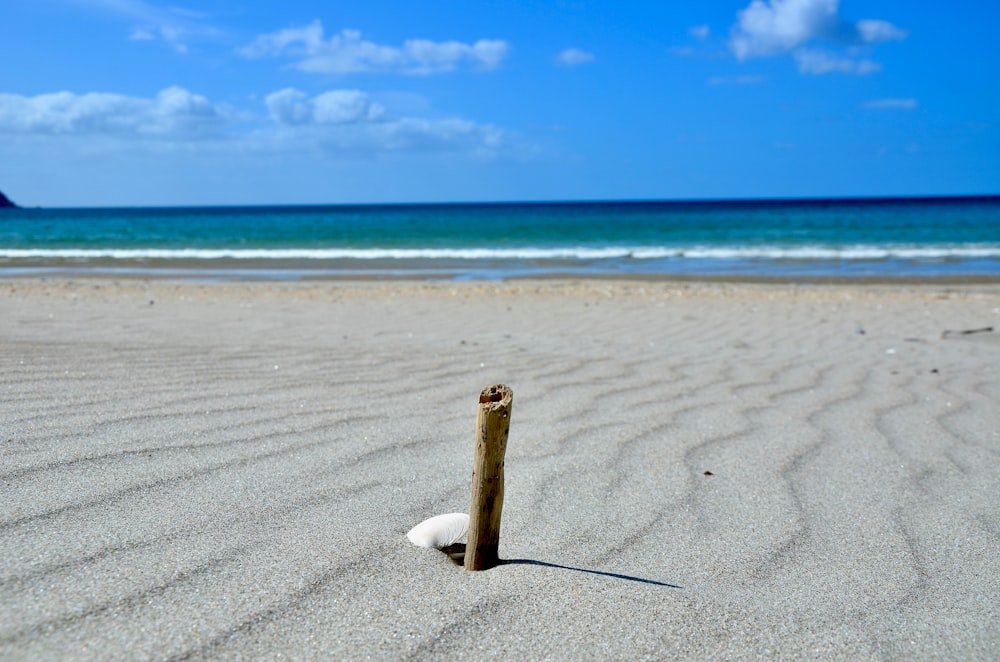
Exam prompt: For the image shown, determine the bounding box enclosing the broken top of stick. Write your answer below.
[466,384,513,571]
[480,385,507,404]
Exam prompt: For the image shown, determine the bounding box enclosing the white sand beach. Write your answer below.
[2,279,998,659]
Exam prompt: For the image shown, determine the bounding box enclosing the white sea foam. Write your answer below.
[2,246,999,261]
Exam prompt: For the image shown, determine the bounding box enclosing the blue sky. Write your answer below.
[1,0,997,206]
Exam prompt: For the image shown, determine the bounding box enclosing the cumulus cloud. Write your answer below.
[730,0,839,59]
[0,87,229,138]
[261,87,505,154]
[554,48,594,66]
[240,21,509,74]
[0,85,514,157]
[728,0,906,74]
[266,88,384,125]
[863,98,918,110]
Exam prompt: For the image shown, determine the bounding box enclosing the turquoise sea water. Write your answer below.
[1,196,998,280]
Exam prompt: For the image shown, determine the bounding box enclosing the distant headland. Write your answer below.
[0,190,18,208]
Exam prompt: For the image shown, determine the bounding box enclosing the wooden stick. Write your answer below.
[465,384,513,571]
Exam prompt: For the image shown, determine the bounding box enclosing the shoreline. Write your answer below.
[6,274,1000,298]
[4,266,1000,287]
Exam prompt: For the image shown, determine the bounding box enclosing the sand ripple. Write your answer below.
[2,280,998,659]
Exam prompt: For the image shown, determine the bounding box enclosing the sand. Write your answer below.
[1,278,998,660]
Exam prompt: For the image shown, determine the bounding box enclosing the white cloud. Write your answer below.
[728,0,906,74]
[730,0,839,60]
[855,20,908,44]
[240,21,509,75]
[261,88,506,155]
[862,98,918,110]
[364,117,505,153]
[689,25,711,39]
[555,48,595,66]
[794,48,880,75]
[0,85,514,158]
[238,20,325,58]
[0,87,229,138]
[266,88,384,125]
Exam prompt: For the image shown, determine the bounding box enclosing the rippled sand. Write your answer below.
[2,279,998,659]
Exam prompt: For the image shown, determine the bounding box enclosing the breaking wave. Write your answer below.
[3,245,999,261]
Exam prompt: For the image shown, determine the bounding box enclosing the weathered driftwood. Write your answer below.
[465,384,513,571]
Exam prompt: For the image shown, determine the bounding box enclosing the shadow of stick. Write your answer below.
[441,544,681,588]
[502,559,682,588]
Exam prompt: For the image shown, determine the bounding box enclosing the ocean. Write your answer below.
[1,196,998,280]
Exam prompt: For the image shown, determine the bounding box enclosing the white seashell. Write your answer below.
[406,513,470,549]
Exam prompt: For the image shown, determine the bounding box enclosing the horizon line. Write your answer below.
[3,192,999,211]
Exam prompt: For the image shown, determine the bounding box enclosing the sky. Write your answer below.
[1,0,998,207]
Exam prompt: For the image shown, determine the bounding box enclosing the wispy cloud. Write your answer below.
[240,20,509,75]
[855,20,908,44]
[707,75,765,85]
[69,0,219,53]
[862,98,918,110]
[689,25,711,39]
[66,0,164,20]
[794,49,880,75]
[128,27,156,41]
[729,0,906,75]
[554,48,594,67]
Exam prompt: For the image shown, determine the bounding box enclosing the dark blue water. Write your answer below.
[2,196,998,279]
